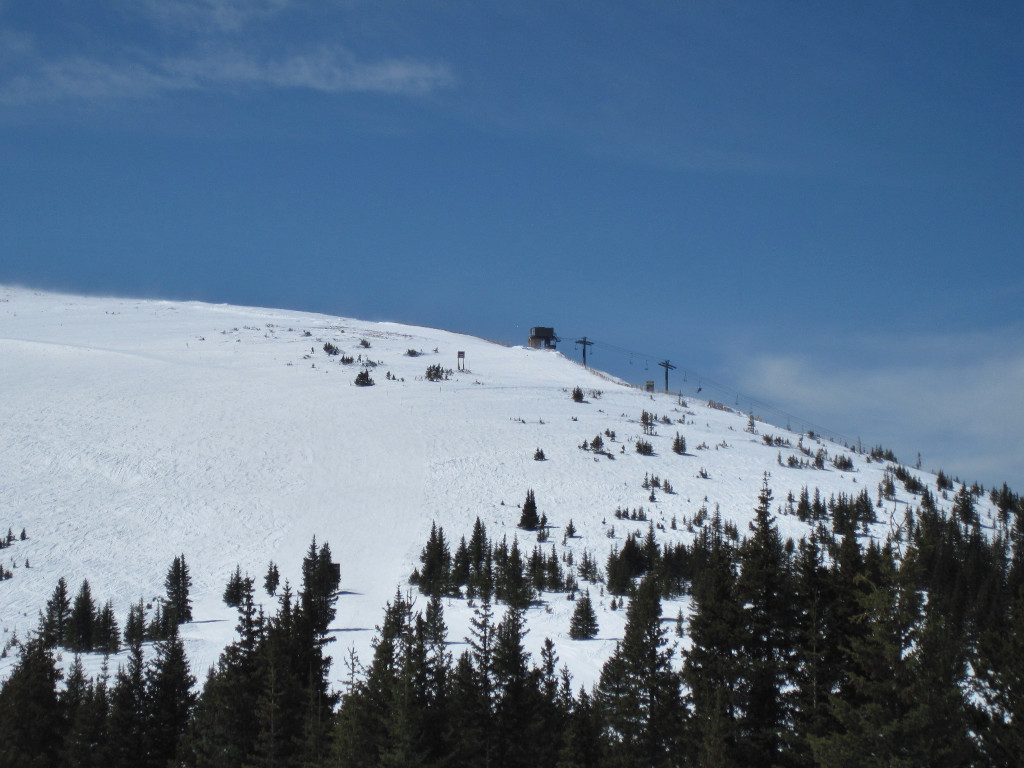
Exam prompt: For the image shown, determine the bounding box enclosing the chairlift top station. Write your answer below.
[528,327,559,350]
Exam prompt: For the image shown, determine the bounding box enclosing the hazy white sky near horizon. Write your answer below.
[2,0,1021,488]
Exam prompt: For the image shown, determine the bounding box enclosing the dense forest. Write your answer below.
[1,476,1022,767]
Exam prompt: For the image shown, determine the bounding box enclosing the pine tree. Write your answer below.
[0,637,64,767]
[683,521,744,766]
[446,650,490,766]
[491,605,541,767]
[790,526,844,766]
[42,576,71,648]
[519,489,540,530]
[223,564,246,608]
[95,599,120,656]
[164,553,193,625]
[569,590,599,640]
[557,687,604,768]
[123,599,146,648]
[264,560,280,596]
[416,522,452,598]
[296,538,341,763]
[145,624,197,768]
[106,637,148,768]
[902,598,976,766]
[597,574,683,767]
[495,537,534,609]
[973,581,1024,766]
[61,656,110,768]
[420,594,453,763]
[734,475,797,765]
[810,555,922,767]
[67,578,97,653]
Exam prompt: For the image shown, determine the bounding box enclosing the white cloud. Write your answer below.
[130,0,293,33]
[730,327,1024,490]
[0,46,454,105]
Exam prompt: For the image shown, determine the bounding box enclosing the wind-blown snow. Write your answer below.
[0,286,995,690]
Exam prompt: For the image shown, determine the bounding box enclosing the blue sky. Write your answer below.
[2,1,1022,490]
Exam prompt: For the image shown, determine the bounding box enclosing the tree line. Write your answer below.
[1,476,1022,766]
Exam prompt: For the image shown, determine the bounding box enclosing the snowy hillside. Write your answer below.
[0,286,998,689]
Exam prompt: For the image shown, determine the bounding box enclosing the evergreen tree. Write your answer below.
[901,598,976,766]
[557,688,604,768]
[811,556,922,768]
[569,590,599,640]
[264,560,280,596]
[972,582,1024,767]
[683,520,744,766]
[446,650,490,767]
[123,599,146,648]
[495,537,534,609]
[467,599,496,710]
[415,522,452,597]
[180,575,266,767]
[106,636,148,768]
[42,576,72,648]
[335,590,417,768]
[597,574,683,767]
[250,582,306,768]
[296,538,341,763]
[145,624,197,768]
[519,489,540,531]
[419,594,453,763]
[491,605,541,767]
[300,536,341,638]
[67,578,97,653]
[223,564,246,608]
[734,475,797,765]
[0,637,64,768]
[61,657,109,768]
[790,526,844,767]
[164,553,193,625]
[95,599,120,656]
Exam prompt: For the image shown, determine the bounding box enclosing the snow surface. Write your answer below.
[0,286,998,691]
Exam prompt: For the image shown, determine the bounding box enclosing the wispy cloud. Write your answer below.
[0,46,454,105]
[131,0,294,33]
[728,327,1024,490]
[0,1,454,107]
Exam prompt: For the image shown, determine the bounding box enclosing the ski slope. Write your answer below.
[0,286,998,690]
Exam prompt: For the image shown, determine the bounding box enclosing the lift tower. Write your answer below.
[658,359,676,392]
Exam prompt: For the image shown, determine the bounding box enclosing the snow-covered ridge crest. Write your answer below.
[0,286,997,687]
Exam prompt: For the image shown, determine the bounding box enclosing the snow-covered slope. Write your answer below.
[0,286,997,689]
